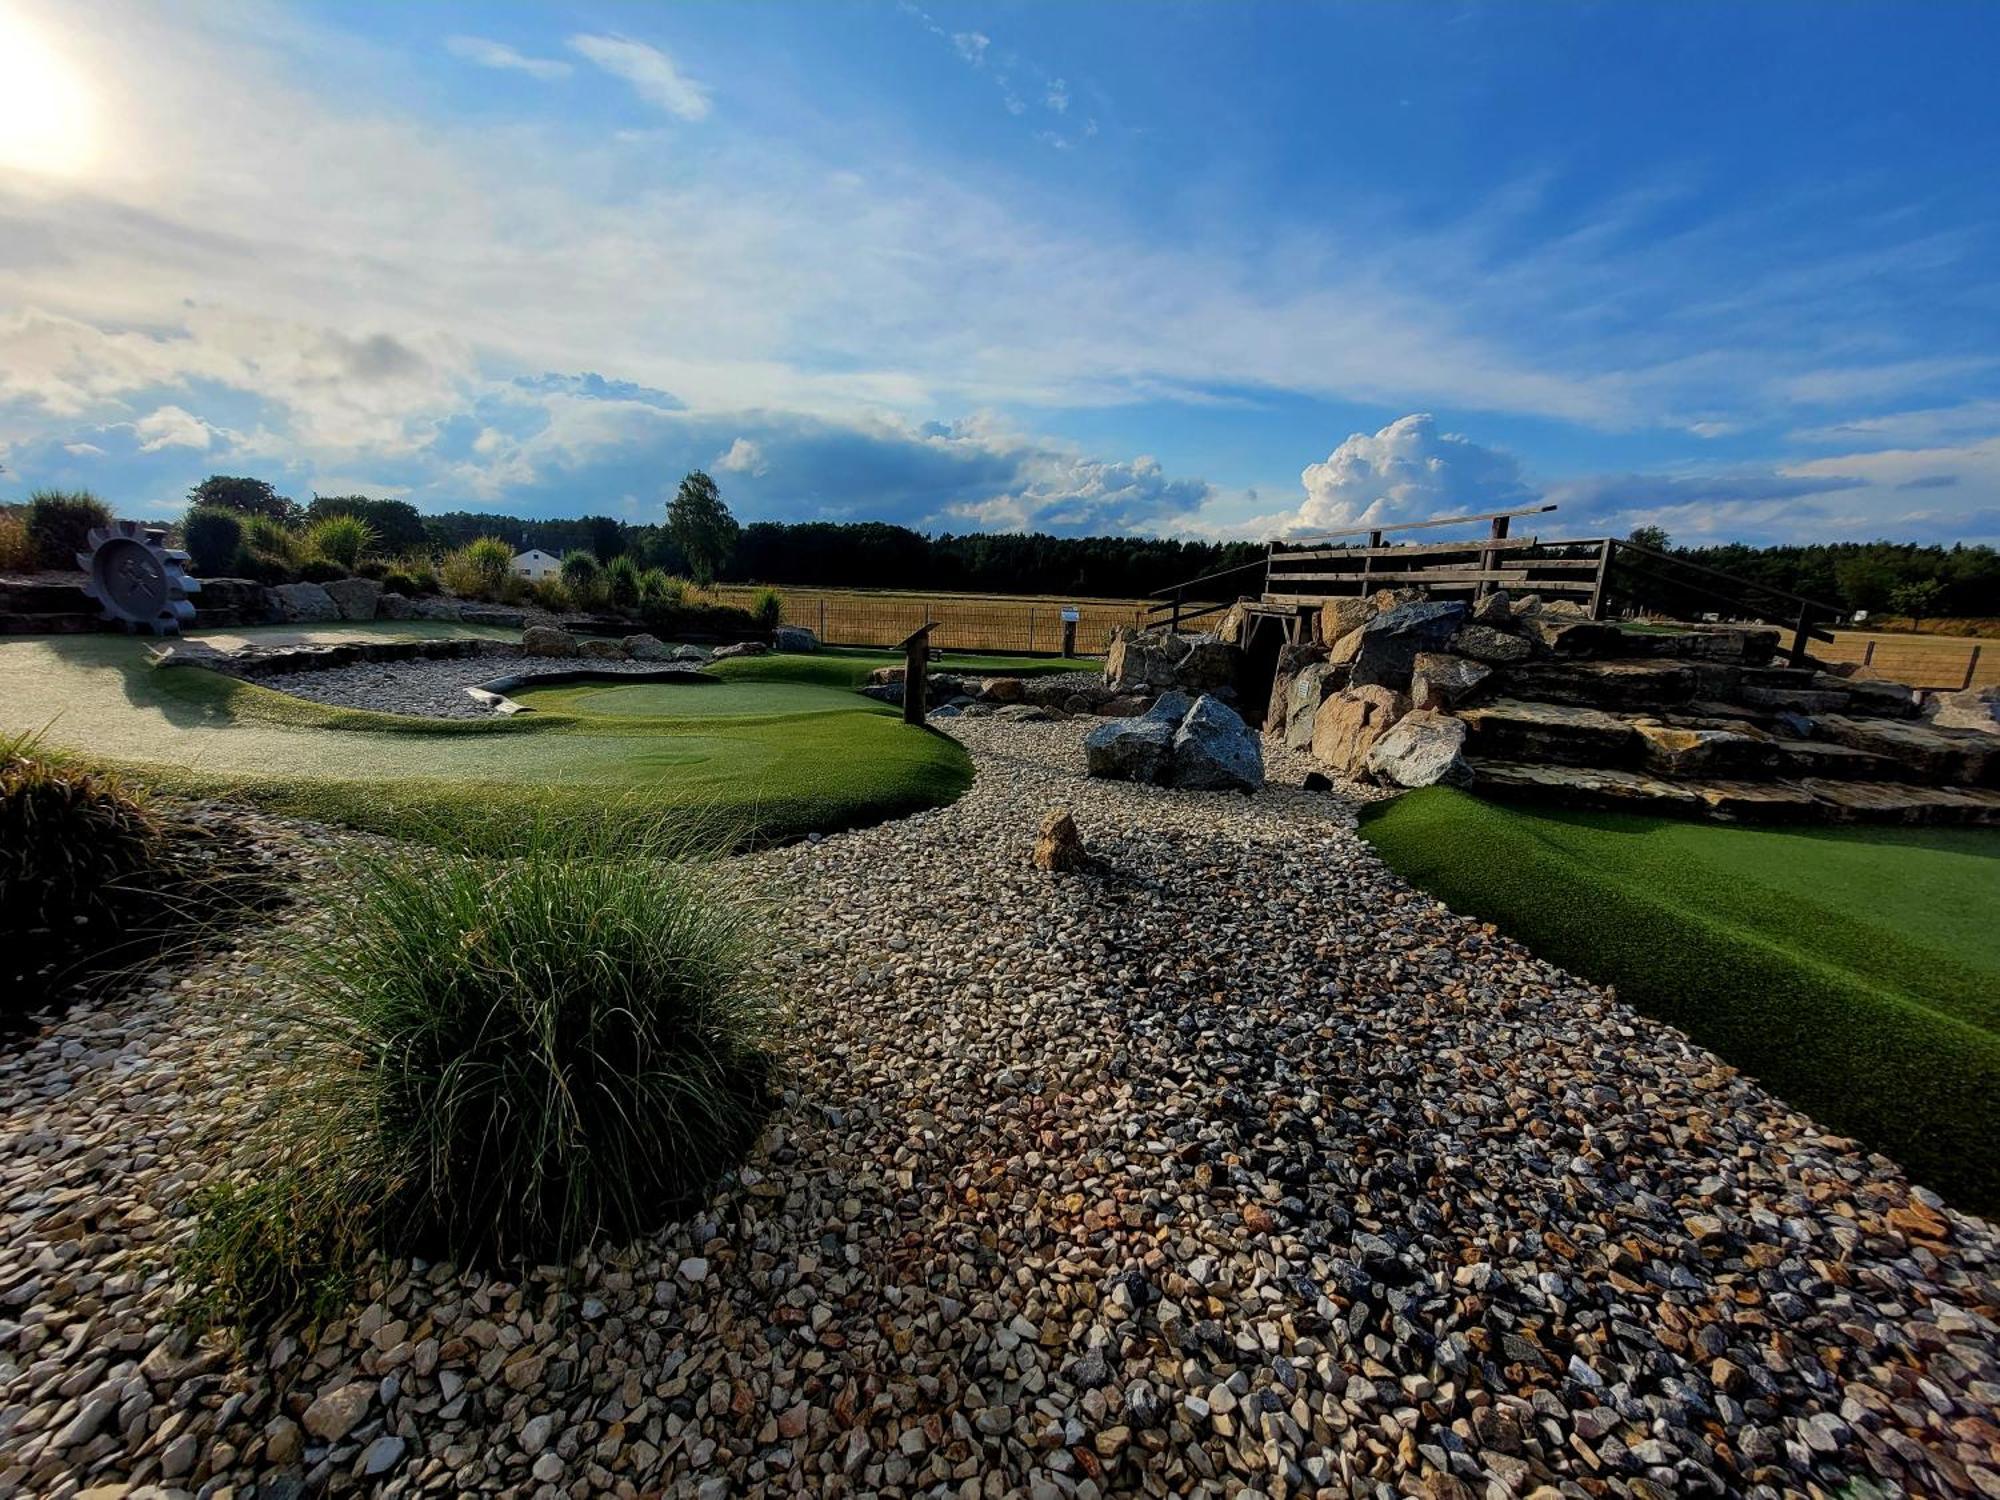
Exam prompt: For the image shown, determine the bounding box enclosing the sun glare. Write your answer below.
[0,9,98,177]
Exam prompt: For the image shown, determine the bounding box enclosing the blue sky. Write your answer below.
[2,0,1997,547]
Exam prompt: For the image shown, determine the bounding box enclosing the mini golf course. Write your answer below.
[1361,787,2000,1212]
[0,627,1025,850]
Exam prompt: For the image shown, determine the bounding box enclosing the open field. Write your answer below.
[1360,786,2000,1213]
[1815,626,1997,689]
[0,628,975,848]
[711,584,1152,655]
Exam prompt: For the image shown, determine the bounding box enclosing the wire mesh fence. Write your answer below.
[710,587,1150,656]
[1816,633,1995,690]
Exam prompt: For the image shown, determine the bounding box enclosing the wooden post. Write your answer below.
[1588,537,1613,621]
[1788,603,1812,667]
[898,622,936,726]
[1062,616,1077,657]
[1170,588,1183,629]
[1965,644,1983,692]
[1477,514,1510,602]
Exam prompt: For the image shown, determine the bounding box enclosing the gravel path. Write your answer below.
[2,722,1996,1499]
[251,657,695,719]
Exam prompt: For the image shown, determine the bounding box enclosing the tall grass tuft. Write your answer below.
[604,553,642,610]
[302,513,378,571]
[1,732,165,1015]
[751,586,784,630]
[440,536,515,600]
[182,816,780,1327]
[26,489,112,569]
[0,507,31,571]
[560,550,604,609]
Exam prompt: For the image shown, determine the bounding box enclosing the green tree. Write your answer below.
[1887,578,1944,623]
[1626,524,1672,552]
[666,471,738,585]
[187,475,296,523]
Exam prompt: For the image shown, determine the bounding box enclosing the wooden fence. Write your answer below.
[709,586,1148,656]
[1814,633,1996,691]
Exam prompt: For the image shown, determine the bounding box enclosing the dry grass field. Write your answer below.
[711,585,1155,655]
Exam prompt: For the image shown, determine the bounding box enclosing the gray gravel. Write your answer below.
[252,656,695,719]
[1,720,1995,1499]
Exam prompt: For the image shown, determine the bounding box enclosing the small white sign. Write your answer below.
[1060,607,1080,622]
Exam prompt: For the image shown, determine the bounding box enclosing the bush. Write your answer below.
[559,550,604,609]
[638,597,762,639]
[380,569,420,597]
[237,514,300,581]
[182,507,244,576]
[181,821,780,1323]
[528,577,570,611]
[1,734,164,1013]
[297,558,348,584]
[26,490,112,569]
[440,537,514,601]
[395,558,441,595]
[604,553,641,610]
[751,587,783,630]
[0,508,32,572]
[302,514,377,571]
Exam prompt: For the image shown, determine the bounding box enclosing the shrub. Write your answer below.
[26,489,112,569]
[0,508,32,572]
[751,587,783,630]
[639,570,690,607]
[297,558,347,584]
[395,558,441,595]
[528,577,570,611]
[604,553,641,610]
[638,597,761,639]
[440,536,513,600]
[380,569,420,597]
[181,821,780,1318]
[182,507,244,576]
[238,514,300,581]
[1,734,164,1013]
[302,514,377,571]
[559,550,604,609]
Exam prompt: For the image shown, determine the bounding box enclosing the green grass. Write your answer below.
[1360,788,2000,1213]
[513,677,895,719]
[0,633,971,849]
[706,647,1081,690]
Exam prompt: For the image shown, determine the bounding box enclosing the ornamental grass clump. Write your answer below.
[184,819,780,1328]
[1,733,165,1013]
[440,535,515,600]
[302,513,377,571]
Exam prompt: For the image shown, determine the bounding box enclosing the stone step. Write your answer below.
[0,610,104,636]
[1471,759,2000,826]
[1490,657,1920,721]
[0,578,91,614]
[1813,714,2000,788]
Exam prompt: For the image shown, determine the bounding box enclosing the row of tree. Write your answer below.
[180,476,2000,616]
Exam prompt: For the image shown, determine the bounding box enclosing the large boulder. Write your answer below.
[1105,627,1191,693]
[1932,684,2000,736]
[322,577,382,622]
[458,606,526,628]
[1176,636,1242,696]
[1350,601,1468,691]
[1409,651,1491,712]
[270,582,340,623]
[579,638,628,660]
[622,633,673,661]
[1280,661,1347,749]
[1365,710,1473,789]
[1217,603,1250,645]
[774,625,819,653]
[711,641,768,660]
[376,592,416,620]
[1319,596,1375,645]
[1084,716,1175,783]
[1470,590,1512,625]
[1144,690,1194,725]
[1168,695,1264,792]
[1031,808,1089,872]
[1449,624,1533,664]
[1310,685,1409,778]
[1265,642,1328,727]
[522,625,580,658]
[412,597,461,621]
[978,677,1026,704]
[1523,616,1622,656]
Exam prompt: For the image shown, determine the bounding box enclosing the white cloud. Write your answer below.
[1045,79,1069,113]
[444,36,571,80]
[1281,414,1532,536]
[951,32,989,65]
[133,404,214,452]
[714,437,768,476]
[62,441,103,456]
[567,34,709,120]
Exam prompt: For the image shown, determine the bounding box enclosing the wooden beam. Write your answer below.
[1270,565,1599,584]
[1266,578,1598,603]
[1272,536,1547,563]
[1285,502,1557,544]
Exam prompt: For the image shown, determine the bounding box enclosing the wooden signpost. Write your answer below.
[898,621,936,726]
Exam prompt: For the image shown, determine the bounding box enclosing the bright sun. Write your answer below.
[0,8,98,178]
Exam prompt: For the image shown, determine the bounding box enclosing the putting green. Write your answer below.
[513,678,895,720]
[1360,787,2000,1213]
[0,631,972,849]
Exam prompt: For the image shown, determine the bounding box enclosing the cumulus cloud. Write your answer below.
[568,34,709,120]
[1285,414,1532,536]
[513,372,685,409]
[714,437,767,476]
[444,36,571,80]
[133,404,214,452]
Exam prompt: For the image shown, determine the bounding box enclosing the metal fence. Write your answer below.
[711,587,1149,656]
[1815,633,1995,691]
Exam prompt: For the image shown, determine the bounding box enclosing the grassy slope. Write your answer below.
[1359,788,2000,1213]
[0,635,970,849]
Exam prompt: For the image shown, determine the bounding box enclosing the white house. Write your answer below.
[512,548,562,582]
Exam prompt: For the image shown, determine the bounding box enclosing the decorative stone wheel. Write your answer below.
[77,521,202,635]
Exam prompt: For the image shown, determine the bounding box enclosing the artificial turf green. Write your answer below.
[706,647,1083,690]
[0,634,971,850]
[1359,787,2000,1213]
[513,678,896,720]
